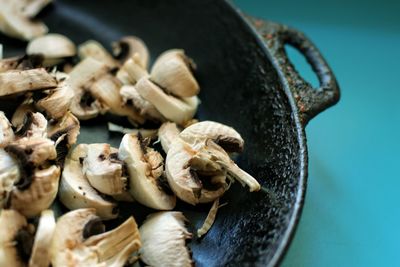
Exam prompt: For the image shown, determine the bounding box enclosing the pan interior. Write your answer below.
[0,0,303,266]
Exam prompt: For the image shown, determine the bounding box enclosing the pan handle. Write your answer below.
[246,17,340,125]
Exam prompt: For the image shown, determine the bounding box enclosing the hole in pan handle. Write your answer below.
[247,16,340,125]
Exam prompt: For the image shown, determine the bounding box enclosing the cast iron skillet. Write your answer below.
[0,0,340,266]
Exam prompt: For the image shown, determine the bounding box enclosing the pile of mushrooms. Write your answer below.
[0,25,261,266]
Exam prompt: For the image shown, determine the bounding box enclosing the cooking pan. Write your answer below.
[0,0,340,266]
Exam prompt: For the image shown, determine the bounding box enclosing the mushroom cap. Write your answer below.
[150,49,199,97]
[59,144,118,219]
[0,209,29,267]
[82,143,128,196]
[112,36,149,68]
[26,34,76,66]
[9,165,60,218]
[78,40,118,68]
[140,211,192,267]
[119,133,176,210]
[180,120,244,153]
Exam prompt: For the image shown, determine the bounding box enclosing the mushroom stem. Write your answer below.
[216,160,260,192]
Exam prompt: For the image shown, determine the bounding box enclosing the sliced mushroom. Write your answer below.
[82,143,128,196]
[108,122,158,139]
[116,54,149,85]
[0,0,48,41]
[0,68,57,97]
[139,212,192,267]
[180,121,244,153]
[7,165,60,218]
[47,111,80,147]
[118,133,176,210]
[165,138,228,205]
[28,209,56,267]
[22,0,53,18]
[68,57,109,120]
[14,111,48,138]
[11,100,36,130]
[0,149,20,208]
[120,85,165,122]
[78,40,119,68]
[158,122,181,153]
[0,209,34,267]
[150,49,199,97]
[89,74,145,124]
[27,34,76,67]
[135,77,199,125]
[59,144,118,219]
[0,111,15,147]
[5,136,56,166]
[35,78,74,120]
[50,208,141,267]
[112,36,149,68]
[0,55,44,73]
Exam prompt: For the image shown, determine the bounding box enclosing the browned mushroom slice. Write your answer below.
[0,68,57,97]
[112,36,149,68]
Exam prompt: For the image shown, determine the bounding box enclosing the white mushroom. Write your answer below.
[158,122,181,153]
[0,149,20,208]
[0,111,15,147]
[0,0,48,41]
[28,209,56,267]
[116,54,149,85]
[78,40,119,68]
[27,34,76,66]
[47,111,80,148]
[89,74,145,124]
[68,57,109,120]
[180,120,244,153]
[14,112,48,138]
[0,68,57,97]
[118,133,176,210]
[50,208,141,267]
[7,165,60,218]
[0,209,34,267]
[139,212,192,267]
[59,144,119,219]
[150,49,199,97]
[11,100,36,131]
[135,76,199,125]
[82,143,128,196]
[112,36,149,68]
[120,85,165,122]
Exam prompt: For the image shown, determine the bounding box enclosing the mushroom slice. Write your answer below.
[197,198,221,238]
[14,111,48,138]
[5,136,56,166]
[68,57,109,120]
[180,120,244,153]
[108,122,158,139]
[35,79,74,120]
[59,144,118,219]
[0,55,44,73]
[27,34,76,67]
[150,49,199,97]
[0,209,34,267]
[89,74,145,124]
[8,165,60,218]
[22,0,53,18]
[0,0,48,41]
[47,111,80,147]
[78,40,119,68]
[0,149,20,208]
[112,36,149,68]
[50,208,141,267]
[116,55,149,85]
[165,138,228,205]
[28,209,56,267]
[118,133,176,210]
[136,77,199,125]
[140,212,192,267]
[120,85,165,122]
[82,144,128,196]
[158,122,181,153]
[0,111,15,147]
[0,68,57,97]
[11,100,36,130]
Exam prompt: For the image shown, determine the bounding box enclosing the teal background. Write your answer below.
[234,1,400,266]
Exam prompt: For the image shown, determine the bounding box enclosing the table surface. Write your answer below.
[233,1,400,266]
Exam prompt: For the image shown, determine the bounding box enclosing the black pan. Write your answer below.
[0,0,340,266]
